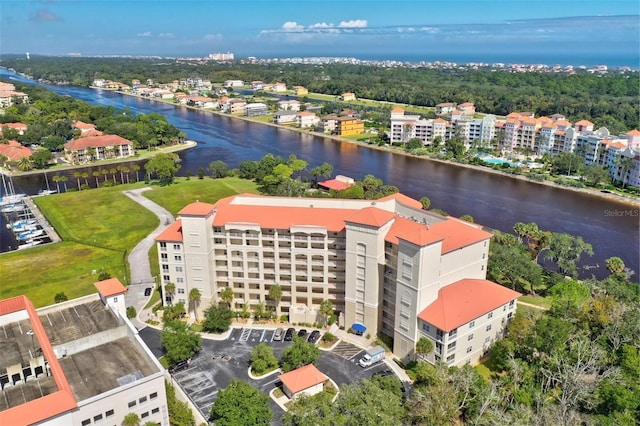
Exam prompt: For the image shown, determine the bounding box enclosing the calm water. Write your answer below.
[1,69,638,279]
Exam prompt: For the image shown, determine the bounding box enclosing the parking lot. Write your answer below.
[139,326,389,420]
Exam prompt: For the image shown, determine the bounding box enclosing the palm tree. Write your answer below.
[132,164,141,182]
[117,165,125,184]
[73,171,82,190]
[81,171,89,187]
[189,288,202,321]
[122,412,140,426]
[52,175,61,193]
[93,170,100,188]
[415,336,434,361]
[615,155,634,189]
[110,167,117,182]
[17,157,34,171]
[268,284,282,319]
[319,299,334,327]
[121,166,130,183]
[164,282,175,306]
[220,286,234,308]
[60,175,68,192]
[101,168,109,182]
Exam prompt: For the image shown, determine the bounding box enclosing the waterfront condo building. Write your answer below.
[155,193,520,365]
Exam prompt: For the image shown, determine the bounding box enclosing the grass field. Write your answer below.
[518,295,552,310]
[142,176,259,216]
[0,176,259,307]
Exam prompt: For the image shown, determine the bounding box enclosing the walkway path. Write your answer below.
[122,187,174,328]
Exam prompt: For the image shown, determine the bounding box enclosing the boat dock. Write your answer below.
[1,196,60,251]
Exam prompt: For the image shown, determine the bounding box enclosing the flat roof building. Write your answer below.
[0,285,168,425]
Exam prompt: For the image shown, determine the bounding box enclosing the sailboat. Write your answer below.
[37,171,57,196]
[0,172,26,206]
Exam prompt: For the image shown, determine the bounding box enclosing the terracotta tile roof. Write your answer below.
[2,122,28,130]
[378,193,424,209]
[437,102,455,107]
[458,102,474,107]
[72,121,95,130]
[0,140,32,161]
[279,364,328,394]
[0,296,77,425]
[345,207,396,228]
[64,135,132,150]
[297,111,316,117]
[178,201,216,216]
[626,129,640,136]
[94,278,127,297]
[78,129,104,138]
[575,119,594,126]
[318,179,353,191]
[155,220,183,242]
[391,107,404,113]
[418,279,521,331]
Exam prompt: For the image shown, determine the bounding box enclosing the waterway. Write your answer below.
[1,69,638,280]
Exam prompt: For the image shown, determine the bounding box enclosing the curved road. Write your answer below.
[123,188,174,327]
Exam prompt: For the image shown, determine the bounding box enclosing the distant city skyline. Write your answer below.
[1,1,638,67]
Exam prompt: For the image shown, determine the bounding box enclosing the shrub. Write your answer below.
[322,332,335,342]
[328,314,337,325]
[126,306,137,319]
[250,343,279,376]
[54,292,68,303]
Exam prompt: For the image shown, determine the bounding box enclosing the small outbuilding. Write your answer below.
[279,364,328,400]
[94,278,127,316]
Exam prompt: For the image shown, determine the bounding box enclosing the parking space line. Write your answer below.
[260,329,266,342]
[348,350,364,361]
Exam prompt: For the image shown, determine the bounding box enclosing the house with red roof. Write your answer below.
[155,192,520,366]
[279,364,328,400]
[0,140,32,163]
[63,135,134,164]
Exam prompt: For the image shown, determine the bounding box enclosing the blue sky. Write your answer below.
[1,1,638,65]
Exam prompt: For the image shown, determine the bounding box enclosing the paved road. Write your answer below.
[122,187,174,327]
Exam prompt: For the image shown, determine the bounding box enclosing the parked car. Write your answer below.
[144,287,152,296]
[284,328,295,341]
[307,330,321,343]
[274,328,284,341]
[297,329,308,339]
[168,359,189,374]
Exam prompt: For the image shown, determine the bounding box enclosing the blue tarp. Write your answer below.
[351,323,366,333]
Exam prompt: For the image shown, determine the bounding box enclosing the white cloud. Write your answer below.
[158,33,175,38]
[309,22,333,29]
[282,21,304,31]
[338,19,367,28]
[137,31,152,37]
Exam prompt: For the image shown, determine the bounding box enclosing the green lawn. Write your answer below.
[518,295,552,310]
[143,176,259,216]
[0,176,259,307]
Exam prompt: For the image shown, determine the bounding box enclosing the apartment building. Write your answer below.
[63,135,134,164]
[335,116,365,136]
[0,282,168,426]
[155,193,520,365]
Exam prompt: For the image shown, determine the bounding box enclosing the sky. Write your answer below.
[1,1,639,65]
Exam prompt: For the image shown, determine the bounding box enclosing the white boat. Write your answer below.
[12,223,38,232]
[1,204,25,213]
[0,194,26,207]
[18,229,44,241]
[37,189,57,196]
[10,219,36,228]
[17,240,43,250]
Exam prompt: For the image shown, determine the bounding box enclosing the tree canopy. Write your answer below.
[210,380,272,426]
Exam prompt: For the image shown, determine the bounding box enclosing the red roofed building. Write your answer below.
[279,364,328,399]
[94,278,127,315]
[155,192,514,365]
[318,175,355,192]
[63,135,134,164]
[0,140,32,162]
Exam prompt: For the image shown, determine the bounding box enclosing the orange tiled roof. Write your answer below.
[155,220,183,242]
[73,121,95,130]
[94,278,127,297]
[279,364,328,394]
[2,122,28,130]
[178,202,216,216]
[318,179,353,191]
[626,129,640,136]
[575,119,594,126]
[391,107,404,113]
[64,135,132,150]
[418,279,521,331]
[297,111,316,117]
[0,140,32,161]
[78,129,104,138]
[345,207,396,228]
[378,193,424,209]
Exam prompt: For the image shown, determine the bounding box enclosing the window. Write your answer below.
[422,323,430,333]
[105,410,114,418]
[178,288,185,294]
[468,334,474,341]
[214,238,223,244]
[467,346,473,353]
[469,320,475,328]
[488,312,493,319]
[446,354,455,363]
[113,297,118,303]
[128,400,136,408]
[141,412,149,419]
[160,242,167,249]
[482,253,486,259]
[485,336,491,343]
[162,265,169,271]
[139,396,147,404]
[173,244,181,250]
[507,312,514,320]
[174,255,182,261]
[150,391,158,399]
[152,407,160,414]
[163,275,170,282]
[486,324,492,331]
[176,277,184,283]
[449,328,458,339]
[447,341,456,352]
[161,253,168,260]
[176,266,183,272]
[509,300,515,308]
[81,420,91,426]
[94,414,103,422]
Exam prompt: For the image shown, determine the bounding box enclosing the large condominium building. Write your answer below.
[155,193,520,365]
[0,279,168,426]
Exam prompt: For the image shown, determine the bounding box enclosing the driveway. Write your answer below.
[139,327,389,421]
[122,187,174,328]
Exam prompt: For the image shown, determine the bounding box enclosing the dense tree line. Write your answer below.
[2,56,638,132]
